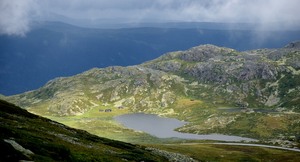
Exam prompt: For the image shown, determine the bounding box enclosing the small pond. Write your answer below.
[114,113,256,142]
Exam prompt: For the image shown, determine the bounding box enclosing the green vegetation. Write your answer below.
[2,100,300,161]
[0,100,167,161]
[45,106,164,144]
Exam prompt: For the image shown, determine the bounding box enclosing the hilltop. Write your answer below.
[3,41,300,147]
[1,21,300,95]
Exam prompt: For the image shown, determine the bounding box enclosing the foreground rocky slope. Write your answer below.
[3,41,300,145]
[0,100,170,161]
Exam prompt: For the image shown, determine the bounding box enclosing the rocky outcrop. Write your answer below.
[145,44,285,83]
[143,42,300,109]
[146,147,197,162]
[179,45,235,62]
[4,139,34,159]
[284,41,300,49]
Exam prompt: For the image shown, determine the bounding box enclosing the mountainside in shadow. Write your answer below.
[0,99,169,161]
[3,41,300,147]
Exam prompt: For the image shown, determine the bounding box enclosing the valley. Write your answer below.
[2,99,300,161]
[2,0,300,160]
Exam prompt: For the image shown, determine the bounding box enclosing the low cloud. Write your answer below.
[40,0,300,29]
[1,0,299,36]
[0,0,38,36]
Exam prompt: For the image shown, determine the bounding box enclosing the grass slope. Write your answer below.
[0,100,167,161]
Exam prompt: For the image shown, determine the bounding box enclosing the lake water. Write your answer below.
[114,113,257,142]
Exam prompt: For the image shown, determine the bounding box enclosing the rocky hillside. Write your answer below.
[2,41,300,142]
[143,42,300,110]
[6,42,300,114]
[5,66,186,116]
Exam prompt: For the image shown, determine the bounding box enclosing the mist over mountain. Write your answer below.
[1,21,300,95]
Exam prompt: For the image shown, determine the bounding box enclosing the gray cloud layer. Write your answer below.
[0,0,38,36]
[1,0,300,36]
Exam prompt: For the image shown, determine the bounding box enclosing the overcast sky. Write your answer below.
[1,0,300,36]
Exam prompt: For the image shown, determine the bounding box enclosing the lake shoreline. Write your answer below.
[115,113,257,142]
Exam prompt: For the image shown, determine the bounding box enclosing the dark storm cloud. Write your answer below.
[1,0,299,36]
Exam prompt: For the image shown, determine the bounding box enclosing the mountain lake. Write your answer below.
[114,113,257,142]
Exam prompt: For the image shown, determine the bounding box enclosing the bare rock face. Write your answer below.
[146,44,282,83]
[179,45,235,62]
[284,41,300,49]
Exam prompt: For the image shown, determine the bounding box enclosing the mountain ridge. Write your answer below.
[2,41,300,146]
[2,21,300,95]
[4,41,300,112]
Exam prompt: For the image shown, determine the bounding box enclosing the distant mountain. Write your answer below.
[3,42,300,147]
[1,21,300,95]
[0,99,168,161]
